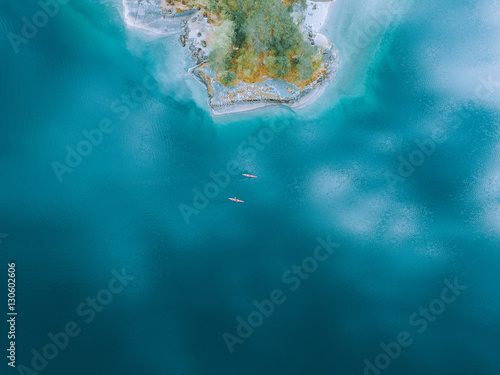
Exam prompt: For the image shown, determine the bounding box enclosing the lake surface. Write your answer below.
[1,0,499,374]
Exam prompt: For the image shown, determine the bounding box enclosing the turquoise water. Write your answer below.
[1,0,500,374]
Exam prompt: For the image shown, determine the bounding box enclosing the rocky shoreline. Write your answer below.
[188,52,338,111]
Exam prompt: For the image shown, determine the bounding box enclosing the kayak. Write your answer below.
[228,197,244,203]
[242,174,258,178]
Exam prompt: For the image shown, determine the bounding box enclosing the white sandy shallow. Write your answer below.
[123,0,190,35]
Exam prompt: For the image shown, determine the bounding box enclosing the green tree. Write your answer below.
[221,71,237,86]
[235,48,259,73]
[208,20,235,71]
[269,55,291,77]
[294,55,314,80]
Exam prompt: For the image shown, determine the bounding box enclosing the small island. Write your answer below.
[123,0,338,112]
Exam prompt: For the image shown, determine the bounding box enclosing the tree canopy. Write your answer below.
[203,0,323,85]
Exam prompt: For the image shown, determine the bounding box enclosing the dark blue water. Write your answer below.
[1,0,499,374]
